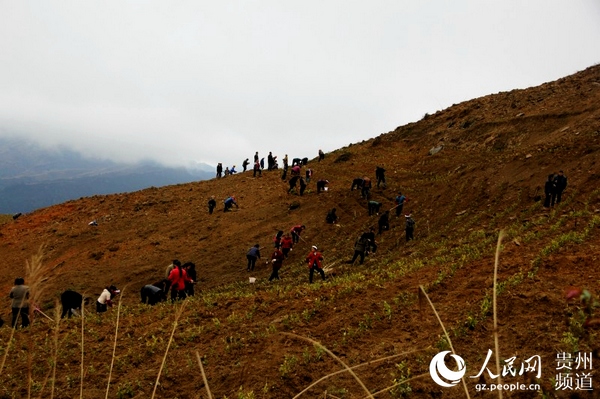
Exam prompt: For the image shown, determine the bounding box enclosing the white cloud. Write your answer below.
[1,1,599,167]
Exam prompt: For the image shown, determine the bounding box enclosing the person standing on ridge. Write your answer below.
[246,244,261,272]
[254,151,259,163]
[9,277,29,328]
[242,158,249,172]
[216,163,223,179]
[253,160,262,177]
[268,152,275,170]
[306,245,326,283]
[318,149,325,162]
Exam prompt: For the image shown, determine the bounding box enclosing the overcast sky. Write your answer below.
[1,1,599,169]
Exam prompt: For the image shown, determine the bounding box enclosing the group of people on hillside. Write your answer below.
[6,277,122,329]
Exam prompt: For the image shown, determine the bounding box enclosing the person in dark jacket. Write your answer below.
[405,214,416,241]
[10,277,29,328]
[318,149,325,162]
[208,196,217,214]
[348,235,369,265]
[242,158,249,172]
[361,177,372,199]
[216,163,223,179]
[269,248,285,281]
[288,175,300,194]
[60,290,88,318]
[351,178,364,191]
[325,208,338,224]
[246,244,261,272]
[299,177,307,196]
[316,179,329,193]
[375,166,386,188]
[184,262,197,296]
[273,230,284,249]
[553,170,568,205]
[378,211,390,235]
[368,200,381,216]
[361,227,377,255]
[141,284,166,305]
[268,152,275,170]
[544,174,555,207]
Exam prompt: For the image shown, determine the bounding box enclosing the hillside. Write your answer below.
[1,65,599,398]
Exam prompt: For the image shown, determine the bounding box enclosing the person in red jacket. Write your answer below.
[269,248,285,281]
[168,260,192,302]
[290,224,305,244]
[306,245,325,283]
[281,234,294,258]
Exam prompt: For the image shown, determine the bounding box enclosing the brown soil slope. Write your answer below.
[0,65,599,398]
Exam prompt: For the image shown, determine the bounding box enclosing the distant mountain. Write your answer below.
[0,137,214,213]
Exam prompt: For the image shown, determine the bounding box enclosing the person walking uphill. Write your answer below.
[375,166,386,188]
[306,246,326,283]
[246,244,261,272]
[348,235,369,265]
[395,192,406,218]
[9,277,29,328]
[97,285,120,313]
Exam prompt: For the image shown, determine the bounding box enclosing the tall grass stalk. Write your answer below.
[293,350,422,399]
[493,231,505,399]
[195,351,213,399]
[283,332,374,399]
[50,301,61,399]
[152,299,188,399]
[105,286,125,399]
[80,294,86,399]
[418,286,471,399]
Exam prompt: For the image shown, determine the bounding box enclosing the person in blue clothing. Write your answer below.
[394,192,406,218]
[246,244,261,271]
[224,196,239,212]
